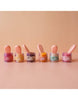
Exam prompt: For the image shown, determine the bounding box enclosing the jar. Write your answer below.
[39,52,47,62]
[15,54,24,62]
[62,52,72,62]
[4,53,13,62]
[50,53,59,62]
[26,52,35,62]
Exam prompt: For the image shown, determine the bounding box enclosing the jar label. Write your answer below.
[27,56,35,61]
[63,56,71,61]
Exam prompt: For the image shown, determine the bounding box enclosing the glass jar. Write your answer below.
[4,53,13,62]
[26,52,35,62]
[39,52,47,62]
[50,53,59,62]
[15,53,24,62]
[62,52,72,62]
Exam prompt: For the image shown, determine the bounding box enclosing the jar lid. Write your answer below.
[62,52,71,56]
[4,53,13,56]
[41,52,47,56]
[27,52,35,56]
[50,53,59,56]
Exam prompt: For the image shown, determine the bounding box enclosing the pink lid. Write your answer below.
[62,52,71,56]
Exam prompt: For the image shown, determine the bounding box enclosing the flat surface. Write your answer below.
[0,54,78,89]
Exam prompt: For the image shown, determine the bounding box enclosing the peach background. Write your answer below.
[0,11,78,55]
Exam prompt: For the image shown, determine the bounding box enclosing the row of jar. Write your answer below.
[4,44,76,63]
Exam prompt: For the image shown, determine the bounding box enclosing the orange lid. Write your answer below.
[41,52,47,56]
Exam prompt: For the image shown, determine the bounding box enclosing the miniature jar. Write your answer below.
[26,52,35,62]
[15,53,24,62]
[62,52,72,62]
[39,52,47,62]
[4,53,13,62]
[50,53,59,62]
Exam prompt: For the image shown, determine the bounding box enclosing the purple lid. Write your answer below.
[62,52,71,56]
[27,52,35,56]
[4,53,13,56]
